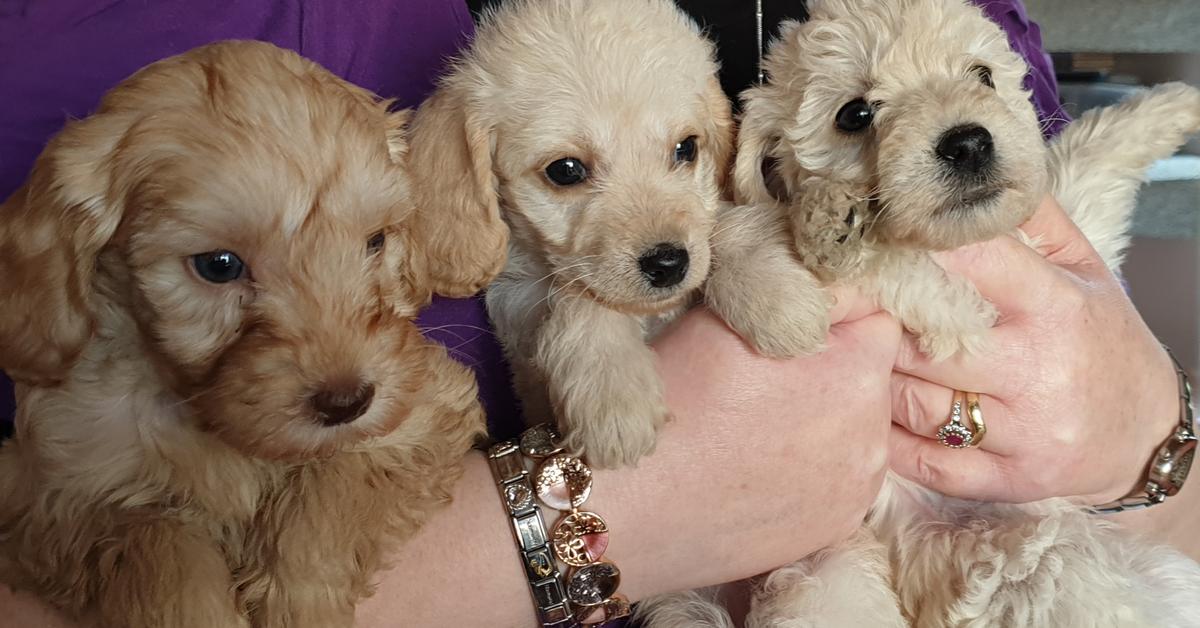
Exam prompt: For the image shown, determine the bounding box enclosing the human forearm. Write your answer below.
[359,308,897,625]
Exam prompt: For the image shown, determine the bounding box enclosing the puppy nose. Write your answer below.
[311,381,375,426]
[935,125,994,176]
[638,244,690,288]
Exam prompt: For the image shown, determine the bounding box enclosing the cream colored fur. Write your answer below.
[641,0,1200,626]
[409,0,744,468]
[0,42,490,628]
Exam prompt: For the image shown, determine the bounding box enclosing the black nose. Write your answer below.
[311,381,375,426]
[935,124,994,176]
[638,244,690,288]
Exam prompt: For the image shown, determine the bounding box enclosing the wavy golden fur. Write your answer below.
[0,41,489,627]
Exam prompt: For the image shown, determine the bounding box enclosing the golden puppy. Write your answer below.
[407,0,735,467]
[0,41,491,628]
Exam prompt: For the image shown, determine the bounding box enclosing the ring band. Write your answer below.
[965,392,986,447]
[937,390,986,449]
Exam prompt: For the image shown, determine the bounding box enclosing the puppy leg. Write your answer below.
[94,516,248,628]
[746,528,906,628]
[872,250,996,361]
[706,203,832,358]
[1049,82,1200,271]
[535,296,666,468]
[635,587,736,628]
[891,503,1157,628]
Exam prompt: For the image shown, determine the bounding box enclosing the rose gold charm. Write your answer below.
[566,561,620,608]
[575,595,631,624]
[551,511,610,567]
[534,454,592,511]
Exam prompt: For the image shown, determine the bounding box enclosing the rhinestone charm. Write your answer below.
[535,454,593,511]
[504,482,534,512]
[566,562,620,608]
[552,511,610,567]
[520,423,565,459]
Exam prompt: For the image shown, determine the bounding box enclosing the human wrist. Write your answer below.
[1093,344,1195,510]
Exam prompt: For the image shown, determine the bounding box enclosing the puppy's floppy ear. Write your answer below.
[0,114,132,384]
[732,87,783,206]
[702,76,735,196]
[404,82,509,298]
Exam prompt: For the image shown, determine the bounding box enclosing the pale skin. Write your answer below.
[2,197,1196,625]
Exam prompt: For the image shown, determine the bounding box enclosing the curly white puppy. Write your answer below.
[641,0,1200,626]
[408,0,739,467]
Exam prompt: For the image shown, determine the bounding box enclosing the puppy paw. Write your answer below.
[561,404,666,469]
[915,300,997,362]
[791,180,872,281]
[706,206,834,359]
[711,278,832,359]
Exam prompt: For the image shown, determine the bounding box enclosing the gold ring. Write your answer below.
[965,392,986,447]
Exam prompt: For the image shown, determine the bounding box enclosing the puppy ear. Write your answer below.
[702,76,735,196]
[404,84,509,298]
[732,88,781,205]
[0,115,130,384]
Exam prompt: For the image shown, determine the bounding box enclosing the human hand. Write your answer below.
[888,195,1179,505]
[605,287,900,600]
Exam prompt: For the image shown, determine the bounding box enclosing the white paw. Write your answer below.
[561,403,666,469]
[706,247,833,359]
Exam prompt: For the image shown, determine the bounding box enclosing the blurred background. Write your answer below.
[1024,0,1200,378]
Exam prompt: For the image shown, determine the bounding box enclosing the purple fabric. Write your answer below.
[976,0,1071,137]
[0,0,522,437]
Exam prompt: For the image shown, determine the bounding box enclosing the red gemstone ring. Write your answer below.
[937,390,985,449]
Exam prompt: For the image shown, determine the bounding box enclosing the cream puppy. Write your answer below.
[408,0,735,467]
[640,0,1200,626]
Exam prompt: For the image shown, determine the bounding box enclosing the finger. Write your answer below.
[830,310,902,363]
[827,283,879,325]
[1017,195,1106,272]
[929,234,1073,319]
[888,425,1016,502]
[890,372,1014,455]
[893,330,1025,399]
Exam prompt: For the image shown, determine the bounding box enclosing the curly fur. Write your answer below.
[409,0,741,468]
[0,41,490,628]
[640,0,1200,626]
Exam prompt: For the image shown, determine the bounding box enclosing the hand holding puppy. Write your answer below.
[890,195,1181,506]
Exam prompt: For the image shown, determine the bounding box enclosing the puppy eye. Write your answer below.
[835,98,874,133]
[674,135,698,163]
[545,157,588,186]
[367,231,386,256]
[972,65,994,89]
[192,250,245,284]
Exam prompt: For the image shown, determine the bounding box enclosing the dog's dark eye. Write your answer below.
[835,98,874,133]
[674,135,698,163]
[972,65,994,89]
[367,231,386,256]
[192,250,245,284]
[545,158,588,186]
